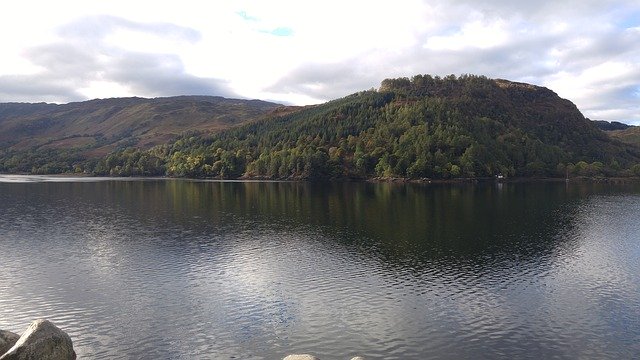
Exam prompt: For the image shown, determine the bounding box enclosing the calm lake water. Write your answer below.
[0,176,639,359]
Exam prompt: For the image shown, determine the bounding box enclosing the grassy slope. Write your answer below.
[0,96,281,157]
[608,127,640,146]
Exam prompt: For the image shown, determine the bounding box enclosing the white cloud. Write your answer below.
[546,62,636,102]
[78,81,134,100]
[0,0,638,123]
[424,20,511,51]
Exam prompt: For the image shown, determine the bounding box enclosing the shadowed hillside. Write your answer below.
[591,119,632,131]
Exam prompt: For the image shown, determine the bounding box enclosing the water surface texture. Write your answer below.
[0,177,639,359]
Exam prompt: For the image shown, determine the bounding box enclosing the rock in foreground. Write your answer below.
[283,356,320,360]
[283,355,364,360]
[0,319,75,360]
[0,331,19,356]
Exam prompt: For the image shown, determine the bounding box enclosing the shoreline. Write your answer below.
[367,176,640,184]
[2,173,640,185]
[0,174,640,185]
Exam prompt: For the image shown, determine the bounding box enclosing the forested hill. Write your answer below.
[3,74,640,179]
[76,74,639,179]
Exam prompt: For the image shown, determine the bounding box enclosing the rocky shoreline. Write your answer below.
[2,320,363,359]
[284,356,364,360]
[0,320,76,359]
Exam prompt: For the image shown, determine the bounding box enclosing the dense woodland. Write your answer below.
[2,74,640,179]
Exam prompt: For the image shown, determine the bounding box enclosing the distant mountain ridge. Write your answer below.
[591,119,633,131]
[0,96,280,157]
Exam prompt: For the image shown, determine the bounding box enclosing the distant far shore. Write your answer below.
[368,176,640,184]
[2,173,640,185]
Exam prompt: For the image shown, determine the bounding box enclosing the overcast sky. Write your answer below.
[0,1,639,123]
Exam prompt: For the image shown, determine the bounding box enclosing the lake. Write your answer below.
[0,176,639,359]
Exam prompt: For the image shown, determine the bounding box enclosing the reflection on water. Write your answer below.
[0,179,639,359]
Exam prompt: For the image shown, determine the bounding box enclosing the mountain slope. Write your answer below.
[587,119,640,148]
[606,127,640,146]
[128,74,639,179]
[0,96,280,157]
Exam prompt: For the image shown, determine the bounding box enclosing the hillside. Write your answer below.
[607,127,640,146]
[0,96,280,157]
[589,120,640,147]
[77,74,640,179]
[2,74,639,178]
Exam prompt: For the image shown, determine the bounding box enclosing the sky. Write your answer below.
[0,1,639,124]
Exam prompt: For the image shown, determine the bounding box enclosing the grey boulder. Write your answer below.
[0,319,75,360]
[283,355,365,360]
[0,331,19,356]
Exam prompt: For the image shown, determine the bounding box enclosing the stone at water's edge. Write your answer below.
[283,355,365,360]
[0,331,19,356]
[0,319,76,360]
[283,355,320,360]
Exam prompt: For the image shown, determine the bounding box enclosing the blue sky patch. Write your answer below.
[263,27,293,36]
[237,11,258,22]
[618,11,640,28]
